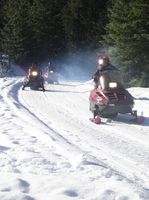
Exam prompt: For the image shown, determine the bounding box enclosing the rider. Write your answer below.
[47,61,56,72]
[27,62,42,78]
[93,55,118,88]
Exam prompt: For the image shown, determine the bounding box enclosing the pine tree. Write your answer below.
[29,0,50,60]
[1,0,31,63]
[62,0,108,52]
[0,0,6,51]
[104,0,149,86]
[47,0,67,57]
[30,0,67,60]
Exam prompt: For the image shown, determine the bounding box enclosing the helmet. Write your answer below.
[48,61,51,66]
[97,55,110,70]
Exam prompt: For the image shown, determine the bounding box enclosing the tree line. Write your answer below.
[0,0,148,86]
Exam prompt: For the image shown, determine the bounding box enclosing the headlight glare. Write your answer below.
[98,59,104,65]
[31,71,38,76]
[109,82,117,88]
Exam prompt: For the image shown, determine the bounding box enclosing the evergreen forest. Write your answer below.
[0,0,149,86]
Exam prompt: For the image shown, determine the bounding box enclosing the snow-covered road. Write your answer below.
[0,77,149,200]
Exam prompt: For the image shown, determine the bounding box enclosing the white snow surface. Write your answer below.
[0,72,149,200]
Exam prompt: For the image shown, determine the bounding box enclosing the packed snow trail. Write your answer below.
[0,77,149,200]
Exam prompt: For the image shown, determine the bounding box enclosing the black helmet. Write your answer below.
[97,55,110,70]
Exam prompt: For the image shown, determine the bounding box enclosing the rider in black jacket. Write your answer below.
[93,55,117,88]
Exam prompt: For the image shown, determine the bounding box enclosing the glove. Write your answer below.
[93,76,99,83]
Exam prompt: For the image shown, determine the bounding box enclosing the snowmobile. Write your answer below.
[89,70,136,119]
[22,70,45,91]
[43,69,59,84]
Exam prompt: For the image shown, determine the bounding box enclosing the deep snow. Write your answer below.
[0,70,149,200]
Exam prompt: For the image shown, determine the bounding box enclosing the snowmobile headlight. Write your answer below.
[31,71,38,76]
[109,82,117,88]
[98,59,104,65]
[50,70,54,74]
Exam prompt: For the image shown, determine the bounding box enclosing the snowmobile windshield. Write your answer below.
[99,70,122,90]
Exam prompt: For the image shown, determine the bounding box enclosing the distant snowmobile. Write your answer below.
[43,69,59,84]
[22,69,45,91]
[89,70,136,119]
